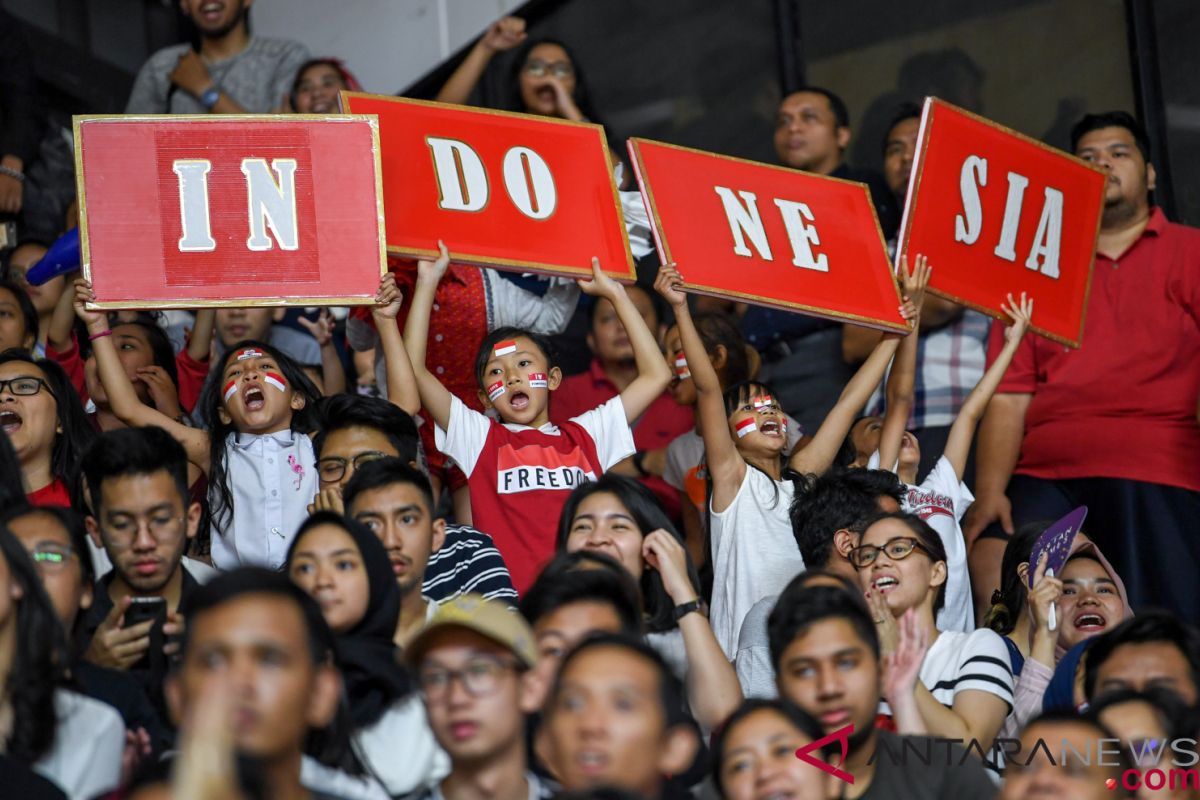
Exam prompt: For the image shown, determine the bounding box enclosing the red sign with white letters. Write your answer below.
[628,138,906,332]
[897,98,1105,347]
[340,92,634,281]
[75,115,386,309]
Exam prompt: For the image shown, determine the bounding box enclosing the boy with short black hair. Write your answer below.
[406,246,670,591]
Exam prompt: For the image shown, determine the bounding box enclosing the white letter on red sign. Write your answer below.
[241,158,299,251]
[428,138,488,212]
[502,147,557,220]
[173,160,216,252]
[1025,187,1063,279]
[773,199,829,273]
[954,155,987,245]
[714,187,773,261]
[994,172,1031,262]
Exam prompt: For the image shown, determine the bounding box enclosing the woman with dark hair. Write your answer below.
[850,511,1013,755]
[290,58,361,114]
[0,349,95,509]
[0,527,124,798]
[286,511,447,797]
[0,431,22,508]
[557,474,742,731]
[0,279,39,353]
[711,699,837,800]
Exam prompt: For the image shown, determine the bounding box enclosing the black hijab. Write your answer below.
[286,511,411,729]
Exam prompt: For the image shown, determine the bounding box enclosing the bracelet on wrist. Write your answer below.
[0,165,24,182]
[88,329,112,341]
[672,599,703,622]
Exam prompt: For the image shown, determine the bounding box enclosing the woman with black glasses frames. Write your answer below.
[849,511,1014,763]
[0,349,94,510]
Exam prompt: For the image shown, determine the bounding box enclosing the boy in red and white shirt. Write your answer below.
[404,243,671,592]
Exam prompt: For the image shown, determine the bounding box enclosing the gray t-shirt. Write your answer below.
[126,37,310,114]
[734,593,779,699]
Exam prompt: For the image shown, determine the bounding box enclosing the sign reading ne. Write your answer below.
[897,98,1105,347]
[75,115,386,309]
[628,138,907,332]
[340,92,634,281]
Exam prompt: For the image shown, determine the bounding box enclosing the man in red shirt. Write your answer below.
[550,285,693,519]
[966,111,1200,618]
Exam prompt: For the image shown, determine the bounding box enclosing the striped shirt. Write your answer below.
[880,628,1014,716]
[422,525,518,606]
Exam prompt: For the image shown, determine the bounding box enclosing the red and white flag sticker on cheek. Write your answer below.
[528,372,549,389]
[735,417,757,438]
[674,354,691,379]
[493,340,518,358]
[223,379,238,403]
[487,380,506,402]
[264,372,288,393]
[235,348,266,361]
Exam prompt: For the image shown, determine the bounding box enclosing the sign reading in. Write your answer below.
[628,138,906,332]
[75,115,386,309]
[340,92,634,281]
[897,98,1105,346]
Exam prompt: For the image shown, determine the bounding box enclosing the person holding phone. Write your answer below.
[77,427,205,713]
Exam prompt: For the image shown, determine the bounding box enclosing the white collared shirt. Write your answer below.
[211,430,318,571]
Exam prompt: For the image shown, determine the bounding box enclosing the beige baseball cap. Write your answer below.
[406,593,537,669]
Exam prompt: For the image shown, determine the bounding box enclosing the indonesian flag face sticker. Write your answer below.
[487,380,506,402]
[735,417,757,438]
[235,348,265,362]
[223,379,238,403]
[674,354,691,379]
[493,340,518,358]
[263,372,288,393]
[528,372,548,389]
[752,395,775,411]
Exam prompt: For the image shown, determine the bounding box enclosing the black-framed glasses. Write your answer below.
[417,655,521,701]
[848,537,930,570]
[523,59,574,79]
[30,543,77,572]
[0,376,51,397]
[316,451,388,483]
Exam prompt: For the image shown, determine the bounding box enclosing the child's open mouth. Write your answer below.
[760,419,781,436]
[509,391,530,411]
[0,409,21,434]
[242,385,266,412]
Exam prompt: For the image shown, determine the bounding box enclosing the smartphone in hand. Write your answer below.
[124,596,167,675]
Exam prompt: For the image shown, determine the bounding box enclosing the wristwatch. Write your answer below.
[672,599,703,622]
[200,86,221,111]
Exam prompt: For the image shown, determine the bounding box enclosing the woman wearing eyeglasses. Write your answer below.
[0,349,94,510]
[849,511,1014,763]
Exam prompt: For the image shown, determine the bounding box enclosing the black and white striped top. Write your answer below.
[422,525,518,606]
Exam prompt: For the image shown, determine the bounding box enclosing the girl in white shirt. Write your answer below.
[654,263,923,659]
[851,512,1014,756]
[0,527,123,800]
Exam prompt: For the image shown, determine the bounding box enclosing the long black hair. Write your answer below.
[556,475,702,634]
[196,340,319,533]
[0,349,95,510]
[505,37,604,124]
[0,430,23,505]
[982,521,1051,635]
[0,526,67,764]
[0,280,38,349]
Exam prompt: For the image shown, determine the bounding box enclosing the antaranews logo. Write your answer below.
[794,724,855,784]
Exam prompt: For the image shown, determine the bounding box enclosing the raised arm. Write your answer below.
[434,16,527,105]
[74,280,209,467]
[186,309,216,363]
[47,270,80,352]
[943,293,1033,480]
[654,263,745,504]
[579,258,670,423]
[372,273,420,416]
[877,255,930,472]
[402,242,455,430]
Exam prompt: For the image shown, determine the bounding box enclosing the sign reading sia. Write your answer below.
[897,98,1105,346]
[75,115,386,309]
[628,138,907,332]
[340,92,634,281]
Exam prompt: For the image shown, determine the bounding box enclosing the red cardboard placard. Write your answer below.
[74,115,386,309]
[628,138,906,332]
[897,98,1105,347]
[340,92,634,281]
